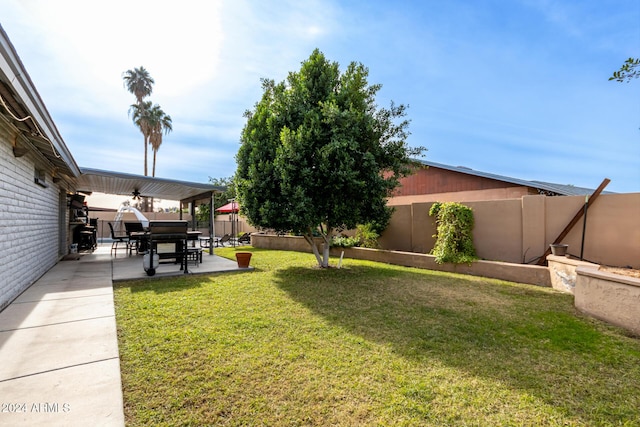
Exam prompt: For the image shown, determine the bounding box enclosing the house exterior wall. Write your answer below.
[393,166,535,197]
[0,122,68,311]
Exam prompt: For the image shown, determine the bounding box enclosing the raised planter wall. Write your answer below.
[547,255,599,294]
[575,266,640,336]
[251,234,323,252]
[251,234,551,287]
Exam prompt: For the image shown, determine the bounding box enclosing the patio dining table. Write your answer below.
[129,230,202,251]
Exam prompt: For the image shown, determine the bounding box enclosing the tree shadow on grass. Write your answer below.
[274,264,640,425]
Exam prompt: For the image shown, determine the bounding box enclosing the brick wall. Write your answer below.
[0,124,65,311]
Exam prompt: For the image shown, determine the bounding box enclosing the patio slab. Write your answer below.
[111,246,248,282]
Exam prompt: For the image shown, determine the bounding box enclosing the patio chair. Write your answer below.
[199,236,220,248]
[217,234,231,247]
[108,222,129,256]
[124,222,145,255]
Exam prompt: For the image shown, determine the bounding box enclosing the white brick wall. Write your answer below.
[0,125,65,311]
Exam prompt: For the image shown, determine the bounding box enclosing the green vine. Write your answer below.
[429,202,477,264]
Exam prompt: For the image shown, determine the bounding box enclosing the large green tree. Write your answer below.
[236,49,425,267]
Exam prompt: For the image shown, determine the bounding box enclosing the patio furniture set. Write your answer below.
[109,220,207,276]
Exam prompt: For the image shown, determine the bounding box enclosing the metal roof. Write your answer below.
[77,168,225,202]
[416,159,611,196]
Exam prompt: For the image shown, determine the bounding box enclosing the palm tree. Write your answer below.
[123,66,154,106]
[149,105,173,177]
[128,101,154,176]
[123,67,154,176]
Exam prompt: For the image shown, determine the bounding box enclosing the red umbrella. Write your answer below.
[216,201,239,213]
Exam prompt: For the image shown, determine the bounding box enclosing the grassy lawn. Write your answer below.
[114,247,640,426]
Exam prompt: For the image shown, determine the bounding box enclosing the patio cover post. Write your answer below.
[190,201,196,230]
[179,191,217,256]
[209,193,214,255]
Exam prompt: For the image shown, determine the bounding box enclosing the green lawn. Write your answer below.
[114,248,640,426]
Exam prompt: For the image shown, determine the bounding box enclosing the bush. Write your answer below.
[429,202,477,264]
[330,235,361,248]
[355,223,381,249]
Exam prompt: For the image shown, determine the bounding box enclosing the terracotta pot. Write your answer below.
[235,252,252,268]
[550,244,569,256]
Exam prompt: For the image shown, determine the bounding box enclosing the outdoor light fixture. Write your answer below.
[11,134,27,157]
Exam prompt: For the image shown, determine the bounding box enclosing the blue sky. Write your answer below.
[2,0,639,194]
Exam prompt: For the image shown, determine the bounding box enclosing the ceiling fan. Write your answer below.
[132,189,142,200]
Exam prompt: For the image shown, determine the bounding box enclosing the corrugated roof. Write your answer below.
[77,168,224,202]
[416,159,611,196]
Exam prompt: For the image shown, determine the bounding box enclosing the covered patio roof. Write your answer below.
[77,167,225,203]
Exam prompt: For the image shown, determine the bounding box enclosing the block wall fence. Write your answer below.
[380,193,639,269]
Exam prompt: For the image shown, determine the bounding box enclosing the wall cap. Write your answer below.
[547,255,599,268]
[577,265,640,288]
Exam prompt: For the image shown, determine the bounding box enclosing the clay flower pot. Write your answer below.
[235,252,252,268]
[550,244,569,256]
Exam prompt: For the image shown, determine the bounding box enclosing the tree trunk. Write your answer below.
[303,227,331,268]
[303,233,324,267]
[152,149,157,177]
[322,227,332,267]
[143,135,148,176]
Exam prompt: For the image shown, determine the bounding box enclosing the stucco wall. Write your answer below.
[0,123,69,310]
[388,187,533,205]
[383,194,640,269]
[470,199,523,263]
[575,266,640,336]
[545,194,640,269]
[378,204,414,251]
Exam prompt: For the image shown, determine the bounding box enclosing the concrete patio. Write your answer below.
[0,244,247,426]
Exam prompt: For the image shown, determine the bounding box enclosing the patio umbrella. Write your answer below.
[216,201,239,213]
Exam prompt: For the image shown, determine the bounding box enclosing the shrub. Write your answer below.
[355,223,381,249]
[429,202,477,264]
[331,235,360,248]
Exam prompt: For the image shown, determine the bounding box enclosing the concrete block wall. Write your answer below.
[0,127,63,311]
[383,194,640,269]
